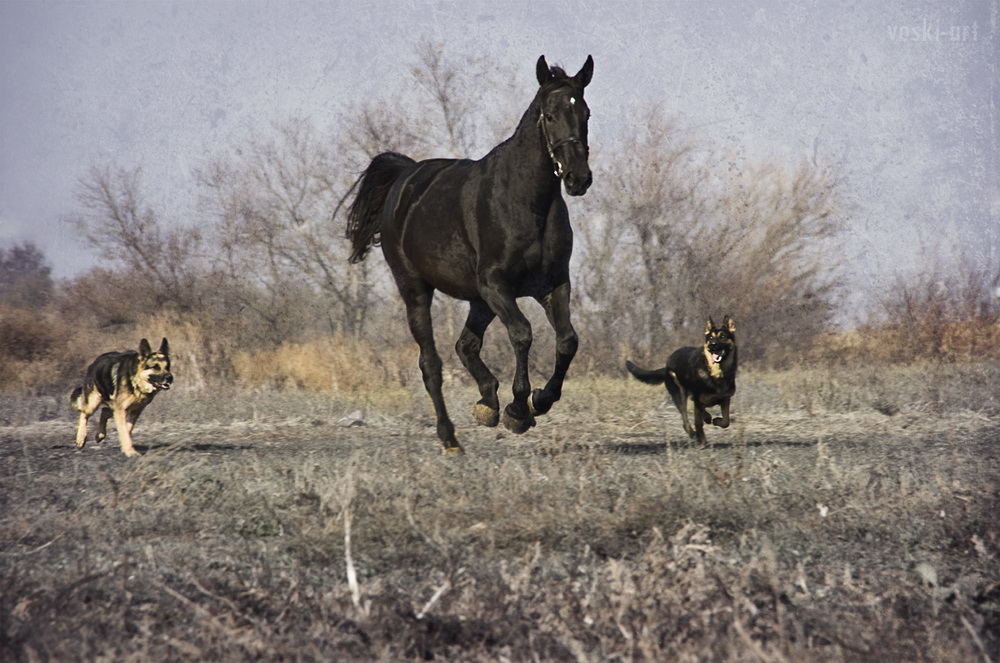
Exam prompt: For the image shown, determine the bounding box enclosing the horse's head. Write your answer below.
[536,55,594,197]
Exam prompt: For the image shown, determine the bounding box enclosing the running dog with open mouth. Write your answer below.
[70,338,173,457]
[626,317,737,445]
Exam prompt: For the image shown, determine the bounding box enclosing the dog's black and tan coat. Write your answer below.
[626,317,737,445]
[70,338,173,457]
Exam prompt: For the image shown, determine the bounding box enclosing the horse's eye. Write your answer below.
[545,114,554,122]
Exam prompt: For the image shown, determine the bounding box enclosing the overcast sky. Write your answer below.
[1,0,996,312]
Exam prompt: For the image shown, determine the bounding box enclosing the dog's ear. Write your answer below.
[158,338,170,355]
[705,319,715,334]
[724,316,736,333]
[138,338,152,356]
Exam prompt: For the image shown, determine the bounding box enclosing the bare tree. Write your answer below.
[0,242,53,309]
[578,106,844,366]
[408,41,519,158]
[577,108,710,355]
[71,165,204,312]
[199,119,376,339]
[877,250,1000,359]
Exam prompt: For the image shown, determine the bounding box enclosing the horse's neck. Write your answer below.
[492,100,559,195]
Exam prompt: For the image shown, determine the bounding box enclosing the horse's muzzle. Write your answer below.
[563,169,592,196]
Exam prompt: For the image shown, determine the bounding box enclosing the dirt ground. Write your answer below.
[2,375,999,661]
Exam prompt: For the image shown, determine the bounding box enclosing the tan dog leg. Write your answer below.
[114,408,139,457]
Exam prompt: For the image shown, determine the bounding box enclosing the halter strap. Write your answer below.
[538,113,583,178]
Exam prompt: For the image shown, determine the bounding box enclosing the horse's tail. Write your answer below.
[344,151,416,264]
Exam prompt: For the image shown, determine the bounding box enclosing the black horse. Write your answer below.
[346,55,594,454]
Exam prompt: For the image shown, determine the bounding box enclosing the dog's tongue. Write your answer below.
[712,353,723,364]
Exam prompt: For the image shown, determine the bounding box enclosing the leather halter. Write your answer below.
[538,111,583,179]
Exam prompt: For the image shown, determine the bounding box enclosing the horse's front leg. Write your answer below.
[479,275,535,434]
[530,282,578,417]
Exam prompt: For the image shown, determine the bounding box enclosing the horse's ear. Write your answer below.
[536,55,550,85]
[575,55,594,88]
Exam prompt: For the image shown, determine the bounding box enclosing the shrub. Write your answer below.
[863,253,1000,362]
[232,335,412,392]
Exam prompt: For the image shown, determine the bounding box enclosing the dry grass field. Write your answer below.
[2,362,998,662]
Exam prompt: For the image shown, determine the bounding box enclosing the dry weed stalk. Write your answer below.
[332,456,369,618]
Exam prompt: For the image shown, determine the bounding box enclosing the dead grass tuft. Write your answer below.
[232,334,413,393]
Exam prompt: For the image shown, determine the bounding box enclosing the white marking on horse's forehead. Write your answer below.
[547,89,580,105]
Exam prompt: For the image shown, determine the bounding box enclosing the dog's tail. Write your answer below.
[69,386,83,411]
[625,360,668,385]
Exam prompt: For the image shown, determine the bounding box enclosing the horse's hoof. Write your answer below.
[501,409,535,434]
[441,444,465,456]
[472,403,500,427]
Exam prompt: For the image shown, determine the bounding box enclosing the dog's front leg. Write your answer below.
[113,408,140,457]
[693,403,708,446]
[75,412,90,449]
[713,398,731,428]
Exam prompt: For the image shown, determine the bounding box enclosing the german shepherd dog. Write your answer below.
[70,338,173,457]
[626,317,737,445]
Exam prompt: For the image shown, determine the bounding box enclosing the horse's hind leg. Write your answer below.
[530,283,578,416]
[456,300,500,427]
[403,285,463,454]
